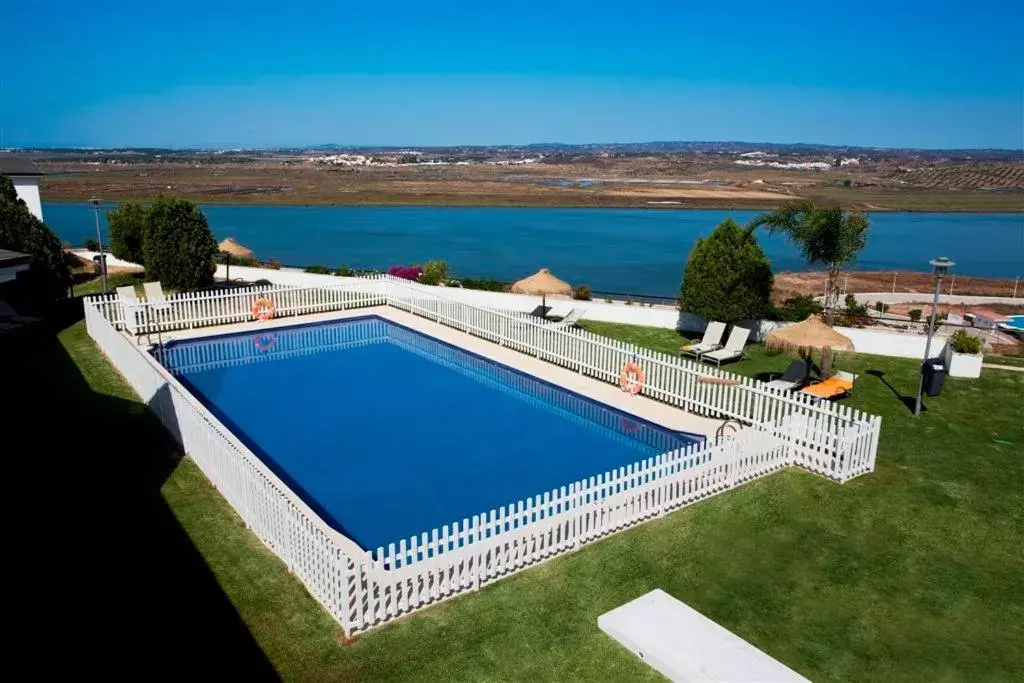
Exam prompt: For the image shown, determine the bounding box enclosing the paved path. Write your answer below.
[982,363,1024,372]
[851,292,1021,306]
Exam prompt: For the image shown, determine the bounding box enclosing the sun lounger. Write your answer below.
[680,321,726,359]
[765,360,811,391]
[143,281,170,308]
[549,308,584,330]
[115,285,138,304]
[701,326,751,366]
[801,372,857,400]
[528,304,552,319]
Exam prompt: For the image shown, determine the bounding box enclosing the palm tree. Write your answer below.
[748,202,869,325]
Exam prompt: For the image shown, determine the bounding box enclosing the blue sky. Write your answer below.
[4,0,1022,149]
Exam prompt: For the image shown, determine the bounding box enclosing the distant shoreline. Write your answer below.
[40,195,1024,213]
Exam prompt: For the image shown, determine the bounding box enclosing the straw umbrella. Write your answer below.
[510,268,573,317]
[765,314,854,377]
[218,238,254,283]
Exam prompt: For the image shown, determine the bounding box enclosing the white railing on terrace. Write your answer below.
[83,273,881,635]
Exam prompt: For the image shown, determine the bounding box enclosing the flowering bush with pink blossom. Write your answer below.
[387,265,423,281]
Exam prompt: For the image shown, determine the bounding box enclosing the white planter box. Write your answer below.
[947,351,983,378]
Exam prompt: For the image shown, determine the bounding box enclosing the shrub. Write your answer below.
[949,329,982,354]
[908,308,922,322]
[264,259,282,270]
[844,293,869,317]
[625,296,634,306]
[0,175,71,304]
[335,266,355,277]
[774,294,822,322]
[107,201,148,265]
[84,238,100,251]
[419,260,449,286]
[460,278,507,292]
[388,265,423,281]
[573,285,592,301]
[304,264,331,274]
[679,218,774,323]
[142,196,217,291]
[874,301,890,313]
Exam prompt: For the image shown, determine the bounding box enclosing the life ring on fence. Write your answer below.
[619,361,645,394]
[252,297,275,321]
[253,333,277,353]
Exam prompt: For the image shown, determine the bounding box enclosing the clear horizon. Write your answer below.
[5,1,1023,150]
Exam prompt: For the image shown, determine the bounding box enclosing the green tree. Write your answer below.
[748,201,869,325]
[0,175,71,304]
[142,196,217,290]
[679,218,774,324]
[107,201,147,265]
[419,260,449,286]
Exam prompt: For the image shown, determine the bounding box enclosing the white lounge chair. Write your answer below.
[680,321,726,359]
[116,285,138,304]
[549,308,584,330]
[143,281,170,308]
[701,326,751,366]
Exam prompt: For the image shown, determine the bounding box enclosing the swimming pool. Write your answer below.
[160,316,703,550]
[1002,315,1024,332]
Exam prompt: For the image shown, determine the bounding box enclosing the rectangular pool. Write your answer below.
[160,316,703,550]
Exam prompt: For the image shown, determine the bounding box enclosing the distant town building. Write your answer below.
[0,156,44,220]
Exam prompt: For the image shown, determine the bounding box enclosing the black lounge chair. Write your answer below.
[764,360,812,391]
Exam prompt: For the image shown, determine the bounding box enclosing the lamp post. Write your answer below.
[914,256,954,416]
[89,197,108,294]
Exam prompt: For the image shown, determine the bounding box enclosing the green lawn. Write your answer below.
[57,318,1024,680]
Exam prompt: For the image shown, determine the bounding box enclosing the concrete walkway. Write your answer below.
[982,363,1024,372]
[851,292,1022,306]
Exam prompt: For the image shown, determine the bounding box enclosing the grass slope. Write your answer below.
[59,318,1024,680]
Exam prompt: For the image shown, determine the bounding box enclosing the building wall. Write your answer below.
[12,177,43,220]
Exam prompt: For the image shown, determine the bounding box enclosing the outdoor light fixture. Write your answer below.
[914,257,955,415]
[89,197,109,294]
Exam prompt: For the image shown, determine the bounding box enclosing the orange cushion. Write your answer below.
[801,377,854,398]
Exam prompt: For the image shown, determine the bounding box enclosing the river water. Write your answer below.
[45,203,1023,296]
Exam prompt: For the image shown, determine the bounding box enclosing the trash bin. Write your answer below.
[922,358,946,396]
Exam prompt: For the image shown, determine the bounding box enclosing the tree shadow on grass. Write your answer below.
[5,319,279,680]
[866,369,924,414]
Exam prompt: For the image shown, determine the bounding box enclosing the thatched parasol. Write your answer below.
[510,268,572,315]
[218,238,254,282]
[218,238,254,258]
[765,315,854,377]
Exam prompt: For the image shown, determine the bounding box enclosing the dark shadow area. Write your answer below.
[866,369,924,414]
[4,310,279,680]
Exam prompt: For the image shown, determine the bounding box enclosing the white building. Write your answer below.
[0,156,44,220]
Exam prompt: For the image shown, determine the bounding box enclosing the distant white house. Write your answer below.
[0,156,44,221]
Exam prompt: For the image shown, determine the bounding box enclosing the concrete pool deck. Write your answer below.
[147,306,727,438]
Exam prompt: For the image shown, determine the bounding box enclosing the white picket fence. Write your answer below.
[91,280,386,336]
[83,273,882,636]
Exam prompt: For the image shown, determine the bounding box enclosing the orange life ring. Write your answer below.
[619,361,645,394]
[252,297,275,321]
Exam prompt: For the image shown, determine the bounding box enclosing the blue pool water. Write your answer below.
[160,317,701,550]
[1004,315,1024,331]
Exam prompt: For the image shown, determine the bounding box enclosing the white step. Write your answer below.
[598,589,809,682]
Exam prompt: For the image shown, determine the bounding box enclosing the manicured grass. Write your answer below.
[987,354,1024,369]
[72,271,146,297]
[59,318,1024,680]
